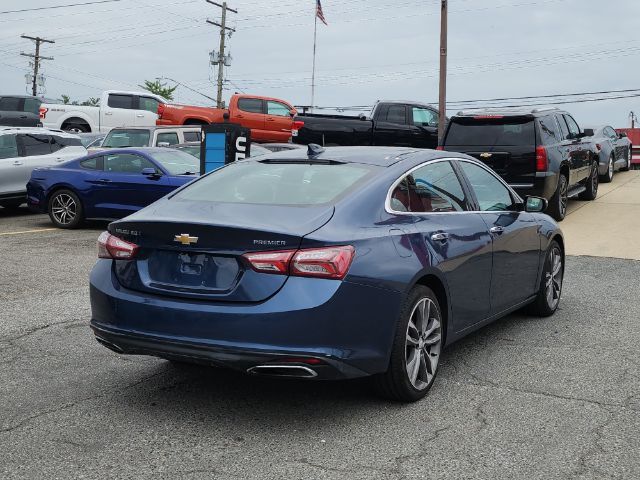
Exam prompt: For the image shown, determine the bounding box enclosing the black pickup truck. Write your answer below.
[292,101,441,149]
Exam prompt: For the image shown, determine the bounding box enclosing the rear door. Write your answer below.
[0,97,40,127]
[235,98,266,140]
[265,100,294,142]
[409,105,439,148]
[135,96,161,126]
[373,104,415,147]
[101,93,137,130]
[17,133,60,184]
[443,115,536,188]
[0,134,21,195]
[561,114,590,183]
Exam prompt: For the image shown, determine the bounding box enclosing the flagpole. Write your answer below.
[311,2,318,113]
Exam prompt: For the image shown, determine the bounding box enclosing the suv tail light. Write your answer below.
[535,145,548,171]
[244,245,355,280]
[39,107,48,119]
[157,103,166,118]
[97,231,139,260]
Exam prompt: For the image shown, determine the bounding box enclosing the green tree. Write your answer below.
[81,97,100,106]
[139,79,177,101]
[60,94,79,105]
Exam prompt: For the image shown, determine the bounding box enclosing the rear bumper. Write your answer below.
[89,260,403,379]
[26,182,47,213]
[510,171,558,200]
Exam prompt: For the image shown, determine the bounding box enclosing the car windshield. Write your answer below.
[174,145,200,159]
[173,160,373,205]
[446,117,535,146]
[151,150,200,175]
[102,130,151,148]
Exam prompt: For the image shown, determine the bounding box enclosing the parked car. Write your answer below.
[0,128,87,209]
[27,147,199,228]
[259,142,305,153]
[441,108,600,221]
[89,146,564,403]
[100,126,202,149]
[40,90,166,133]
[293,101,441,149]
[77,132,105,148]
[0,95,46,127]
[584,125,632,182]
[157,94,296,143]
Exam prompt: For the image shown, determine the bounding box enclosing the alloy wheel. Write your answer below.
[608,157,614,180]
[545,246,563,310]
[591,162,599,195]
[405,297,442,390]
[51,193,77,225]
[559,176,568,217]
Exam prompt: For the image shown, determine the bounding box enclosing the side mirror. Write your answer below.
[582,128,594,137]
[525,196,547,213]
[141,167,160,177]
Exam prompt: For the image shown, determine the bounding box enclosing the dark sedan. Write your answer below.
[27,148,199,228]
[89,146,564,402]
[585,125,632,182]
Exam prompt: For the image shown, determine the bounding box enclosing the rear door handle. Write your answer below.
[97,178,112,183]
[431,232,449,242]
[490,226,504,235]
[13,160,23,166]
[104,112,113,116]
[136,114,144,118]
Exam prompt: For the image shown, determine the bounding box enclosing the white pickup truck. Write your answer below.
[39,90,166,134]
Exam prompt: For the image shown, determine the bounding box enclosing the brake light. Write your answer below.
[595,143,601,151]
[436,146,444,151]
[292,120,305,131]
[157,103,165,119]
[473,115,504,119]
[243,245,355,280]
[39,107,48,119]
[536,145,548,171]
[97,231,139,260]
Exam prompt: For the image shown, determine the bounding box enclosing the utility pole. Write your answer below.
[20,35,55,97]
[206,0,237,109]
[631,111,637,129]
[437,0,448,144]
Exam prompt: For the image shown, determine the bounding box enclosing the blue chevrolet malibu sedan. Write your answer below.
[90,146,564,402]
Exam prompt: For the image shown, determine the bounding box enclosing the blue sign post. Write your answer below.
[200,123,251,175]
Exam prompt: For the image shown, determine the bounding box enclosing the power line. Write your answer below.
[0,0,121,15]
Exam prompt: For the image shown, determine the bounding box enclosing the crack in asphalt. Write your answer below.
[568,411,619,480]
[392,426,451,479]
[0,318,86,344]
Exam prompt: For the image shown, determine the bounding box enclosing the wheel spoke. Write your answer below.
[407,349,420,384]
[423,333,441,346]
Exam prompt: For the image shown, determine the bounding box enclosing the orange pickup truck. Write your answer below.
[156,94,297,143]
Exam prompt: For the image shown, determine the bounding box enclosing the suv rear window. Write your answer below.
[174,161,373,206]
[0,97,21,111]
[445,117,535,146]
[102,129,151,148]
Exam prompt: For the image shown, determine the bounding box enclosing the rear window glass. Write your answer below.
[174,161,373,206]
[102,130,151,148]
[183,132,201,142]
[0,97,21,111]
[445,117,535,146]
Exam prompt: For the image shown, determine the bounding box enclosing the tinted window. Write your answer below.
[23,98,40,115]
[564,115,580,137]
[0,97,21,111]
[412,107,437,127]
[175,162,372,205]
[102,129,151,148]
[385,105,406,124]
[20,134,52,156]
[538,116,559,144]
[150,150,199,175]
[156,132,179,146]
[138,96,160,113]
[80,157,101,170]
[183,132,201,142]
[107,94,134,109]
[238,98,263,114]
[556,114,569,139]
[267,101,291,117]
[104,153,156,173]
[446,117,535,146]
[390,161,466,213]
[0,134,18,159]
[459,161,516,211]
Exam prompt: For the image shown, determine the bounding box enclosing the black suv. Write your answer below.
[441,108,599,220]
[0,95,43,127]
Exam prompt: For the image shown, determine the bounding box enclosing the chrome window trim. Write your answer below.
[385,157,523,216]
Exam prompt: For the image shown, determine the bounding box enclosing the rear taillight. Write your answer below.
[436,146,444,151]
[243,245,355,280]
[157,103,165,119]
[39,107,48,119]
[535,145,548,172]
[292,120,304,131]
[595,143,601,151]
[97,231,139,260]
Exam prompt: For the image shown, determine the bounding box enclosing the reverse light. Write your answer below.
[97,231,139,260]
[243,245,355,280]
[535,145,548,172]
[39,107,48,119]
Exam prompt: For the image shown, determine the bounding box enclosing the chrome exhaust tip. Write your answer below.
[247,364,318,378]
[95,336,125,354]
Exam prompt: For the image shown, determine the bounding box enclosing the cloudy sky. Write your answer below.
[1,0,638,126]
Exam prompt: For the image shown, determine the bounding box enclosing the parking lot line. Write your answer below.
[0,228,58,236]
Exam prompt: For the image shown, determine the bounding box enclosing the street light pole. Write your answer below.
[438,0,448,144]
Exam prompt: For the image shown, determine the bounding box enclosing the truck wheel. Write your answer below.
[547,174,568,221]
[579,161,599,201]
[63,124,89,134]
[600,154,614,183]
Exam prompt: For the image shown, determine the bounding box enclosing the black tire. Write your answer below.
[579,160,598,201]
[547,174,568,221]
[0,200,24,210]
[48,189,84,229]
[373,285,443,402]
[600,154,614,183]
[620,147,631,172]
[527,240,564,317]
[63,123,89,133]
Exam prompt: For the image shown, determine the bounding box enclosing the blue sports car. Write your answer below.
[27,148,199,228]
[89,146,564,402]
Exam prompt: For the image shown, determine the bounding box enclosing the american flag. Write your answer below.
[316,0,328,25]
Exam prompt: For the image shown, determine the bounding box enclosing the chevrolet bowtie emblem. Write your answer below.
[480,152,493,158]
[174,233,198,245]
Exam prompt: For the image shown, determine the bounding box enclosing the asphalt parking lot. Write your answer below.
[1,192,639,479]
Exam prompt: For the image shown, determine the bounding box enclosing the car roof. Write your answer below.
[376,100,437,110]
[0,127,79,137]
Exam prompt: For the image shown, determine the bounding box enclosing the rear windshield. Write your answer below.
[446,117,535,146]
[102,130,150,148]
[173,161,373,206]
